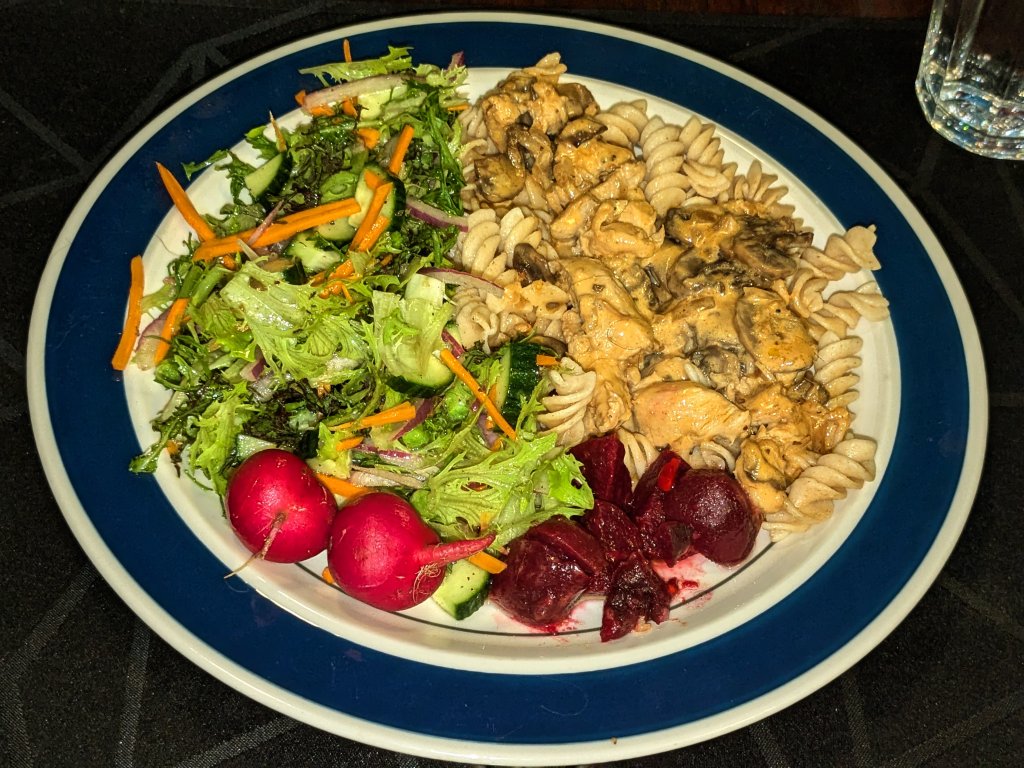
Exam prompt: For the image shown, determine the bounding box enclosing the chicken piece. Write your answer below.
[734,437,789,514]
[744,384,851,456]
[560,257,657,367]
[550,137,634,207]
[632,380,750,457]
[734,287,816,375]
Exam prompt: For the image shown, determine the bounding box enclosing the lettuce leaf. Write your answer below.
[411,432,594,548]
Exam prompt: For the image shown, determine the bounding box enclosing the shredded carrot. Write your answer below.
[294,90,306,107]
[166,439,181,456]
[387,124,415,175]
[334,436,363,452]
[111,255,145,371]
[341,98,357,117]
[350,181,394,248]
[535,354,559,367]
[337,281,353,302]
[321,567,335,584]
[467,551,508,575]
[155,163,216,241]
[343,38,352,62]
[362,168,385,190]
[192,198,360,261]
[356,127,380,149]
[437,348,517,440]
[353,214,390,253]
[152,297,189,365]
[331,401,417,431]
[316,473,368,499]
[446,102,470,112]
[269,112,286,152]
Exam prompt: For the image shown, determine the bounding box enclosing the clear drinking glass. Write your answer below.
[915,0,1024,160]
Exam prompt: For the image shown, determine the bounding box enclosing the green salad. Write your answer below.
[118,45,592,566]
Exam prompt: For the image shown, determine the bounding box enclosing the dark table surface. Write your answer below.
[4,2,1022,767]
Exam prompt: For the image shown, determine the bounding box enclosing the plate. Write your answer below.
[27,12,986,764]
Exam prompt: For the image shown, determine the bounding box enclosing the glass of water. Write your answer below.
[915,0,1024,160]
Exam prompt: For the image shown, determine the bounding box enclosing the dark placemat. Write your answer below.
[4,2,1022,767]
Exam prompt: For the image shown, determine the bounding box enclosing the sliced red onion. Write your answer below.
[441,328,465,358]
[477,408,501,448]
[250,368,277,402]
[447,51,465,69]
[133,308,169,370]
[247,200,284,244]
[350,467,425,490]
[240,352,266,382]
[418,267,503,297]
[302,74,406,111]
[353,445,425,470]
[406,196,468,232]
[393,397,435,439]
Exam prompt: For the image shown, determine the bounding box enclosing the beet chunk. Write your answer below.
[626,450,692,564]
[582,499,643,563]
[569,434,633,508]
[600,552,673,642]
[490,518,607,627]
[665,468,760,565]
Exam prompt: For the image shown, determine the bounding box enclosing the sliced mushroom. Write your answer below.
[475,154,525,203]
[555,81,599,120]
[730,232,798,279]
[557,116,607,147]
[512,243,552,284]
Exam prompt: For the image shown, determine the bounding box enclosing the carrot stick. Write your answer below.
[446,102,470,112]
[437,348,517,440]
[350,182,393,248]
[342,38,352,62]
[111,255,145,371]
[321,567,336,584]
[467,551,507,575]
[356,127,381,149]
[362,168,385,190]
[334,436,363,452]
[330,401,417,432]
[535,354,559,367]
[341,99,357,118]
[387,124,415,175]
[156,163,216,241]
[352,214,390,253]
[192,198,360,261]
[316,473,368,499]
[152,297,189,365]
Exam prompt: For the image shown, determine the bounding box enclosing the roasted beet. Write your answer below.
[582,500,643,562]
[626,450,692,564]
[569,434,633,508]
[665,468,760,565]
[489,518,607,627]
[601,552,672,642]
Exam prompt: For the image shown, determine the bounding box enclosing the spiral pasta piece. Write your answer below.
[798,226,880,281]
[813,331,864,409]
[455,209,507,280]
[687,441,738,472]
[595,99,649,149]
[538,358,597,446]
[616,428,660,483]
[523,52,567,81]
[767,436,877,539]
[639,116,691,216]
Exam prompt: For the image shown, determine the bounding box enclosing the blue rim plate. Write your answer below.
[27,13,986,764]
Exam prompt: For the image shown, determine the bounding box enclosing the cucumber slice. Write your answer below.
[244,154,289,201]
[433,559,491,620]
[286,232,342,274]
[404,272,446,306]
[316,216,357,243]
[347,164,405,229]
[494,341,549,426]
[382,342,454,395]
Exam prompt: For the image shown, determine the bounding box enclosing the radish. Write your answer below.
[328,492,494,611]
[225,449,338,564]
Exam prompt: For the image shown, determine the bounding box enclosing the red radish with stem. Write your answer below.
[328,492,494,611]
[225,449,337,564]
